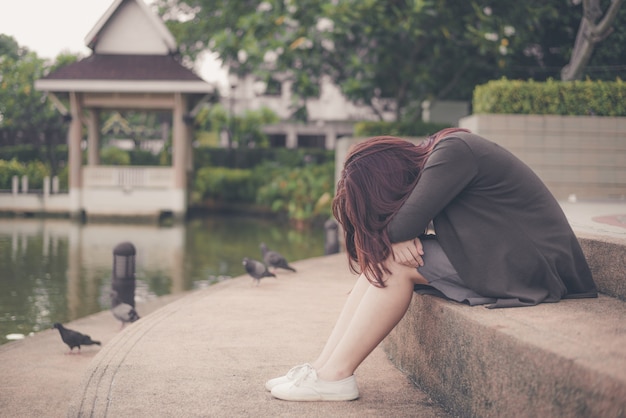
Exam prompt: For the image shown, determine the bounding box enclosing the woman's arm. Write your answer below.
[387,137,478,243]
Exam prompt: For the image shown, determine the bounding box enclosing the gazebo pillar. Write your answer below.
[172,93,189,217]
[68,92,84,218]
[87,108,101,165]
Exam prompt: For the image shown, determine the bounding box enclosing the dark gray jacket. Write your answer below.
[387,132,597,307]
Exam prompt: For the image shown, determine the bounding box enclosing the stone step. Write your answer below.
[384,232,626,418]
[578,233,626,301]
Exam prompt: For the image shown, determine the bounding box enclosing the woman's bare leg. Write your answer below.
[311,273,371,369]
[315,261,425,381]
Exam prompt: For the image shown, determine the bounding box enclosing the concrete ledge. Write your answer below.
[578,233,626,300]
[384,233,626,418]
[384,294,626,418]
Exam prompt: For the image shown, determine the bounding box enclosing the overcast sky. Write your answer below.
[0,0,227,88]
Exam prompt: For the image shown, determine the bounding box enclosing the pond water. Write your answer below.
[0,215,326,345]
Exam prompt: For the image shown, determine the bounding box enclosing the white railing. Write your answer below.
[83,166,175,189]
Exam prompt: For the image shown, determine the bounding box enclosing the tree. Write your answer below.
[0,34,21,60]
[0,36,79,175]
[155,0,625,121]
[561,0,625,80]
[454,1,626,81]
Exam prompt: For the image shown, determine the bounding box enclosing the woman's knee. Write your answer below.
[383,257,428,286]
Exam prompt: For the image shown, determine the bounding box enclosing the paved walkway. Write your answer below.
[0,200,624,418]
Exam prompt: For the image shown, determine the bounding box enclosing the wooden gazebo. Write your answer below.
[35,0,215,221]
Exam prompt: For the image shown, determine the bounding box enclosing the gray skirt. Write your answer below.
[416,236,496,306]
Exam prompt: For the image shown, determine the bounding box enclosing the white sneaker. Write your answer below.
[270,368,359,401]
[264,363,313,391]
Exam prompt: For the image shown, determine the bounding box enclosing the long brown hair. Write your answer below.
[332,128,468,287]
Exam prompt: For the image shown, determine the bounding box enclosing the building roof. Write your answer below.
[34,0,214,94]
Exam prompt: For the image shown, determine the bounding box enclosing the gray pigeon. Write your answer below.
[260,243,296,272]
[243,257,276,286]
[110,290,140,328]
[53,323,101,354]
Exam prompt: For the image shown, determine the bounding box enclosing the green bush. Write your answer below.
[101,147,131,165]
[129,149,161,166]
[23,161,49,189]
[192,167,256,203]
[473,77,626,116]
[193,147,334,169]
[256,161,335,223]
[0,159,51,190]
[57,165,69,190]
[0,145,42,162]
[0,159,25,189]
[0,145,68,167]
[354,120,452,138]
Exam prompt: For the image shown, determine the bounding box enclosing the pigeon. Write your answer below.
[53,323,101,354]
[110,290,140,328]
[243,257,276,286]
[260,243,296,272]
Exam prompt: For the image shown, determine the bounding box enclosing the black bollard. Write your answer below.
[111,241,137,308]
[324,218,340,255]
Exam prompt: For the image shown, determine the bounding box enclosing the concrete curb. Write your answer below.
[385,293,626,418]
[384,228,626,418]
[577,232,626,300]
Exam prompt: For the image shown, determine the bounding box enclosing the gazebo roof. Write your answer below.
[36,54,213,93]
[34,0,214,94]
[84,0,177,53]
[42,54,203,81]
[35,55,214,93]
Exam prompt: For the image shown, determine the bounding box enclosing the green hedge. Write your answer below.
[0,145,68,163]
[190,161,335,224]
[193,147,334,169]
[0,159,26,190]
[0,145,160,167]
[0,159,66,190]
[192,167,257,203]
[354,120,452,137]
[473,77,626,116]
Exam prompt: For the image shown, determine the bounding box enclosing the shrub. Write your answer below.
[256,161,335,223]
[129,149,161,166]
[473,77,626,116]
[0,159,50,190]
[192,167,256,203]
[101,147,131,165]
[193,147,334,169]
[23,161,50,189]
[0,159,26,190]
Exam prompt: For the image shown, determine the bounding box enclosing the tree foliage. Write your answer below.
[156,0,625,121]
[0,35,79,174]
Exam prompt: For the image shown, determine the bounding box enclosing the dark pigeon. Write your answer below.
[110,290,140,328]
[53,323,101,354]
[260,243,296,273]
[243,257,276,286]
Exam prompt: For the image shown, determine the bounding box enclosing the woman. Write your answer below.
[267,128,597,402]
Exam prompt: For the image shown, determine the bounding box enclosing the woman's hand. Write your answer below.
[391,237,424,267]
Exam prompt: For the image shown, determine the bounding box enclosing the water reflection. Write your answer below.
[0,216,325,345]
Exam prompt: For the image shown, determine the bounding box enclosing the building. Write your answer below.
[227,73,396,149]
